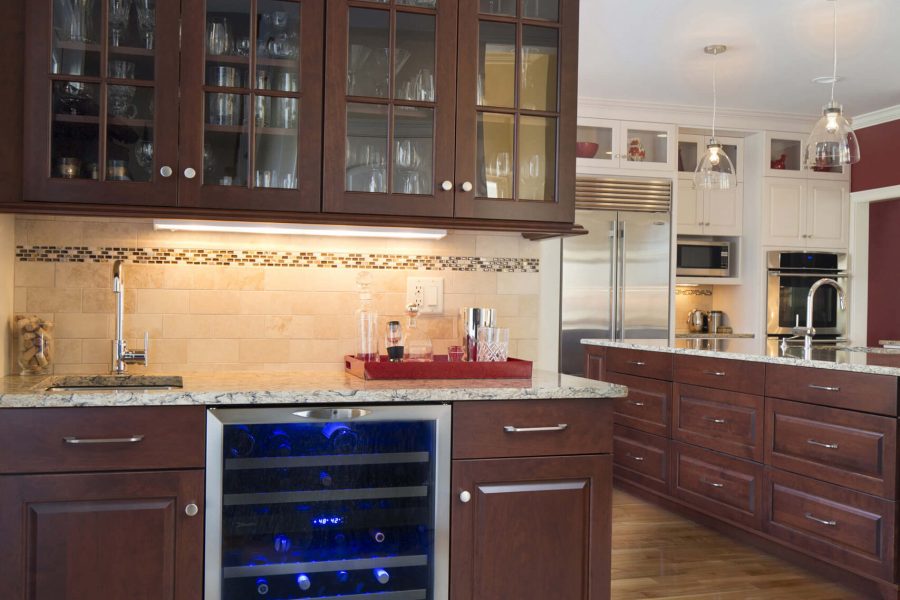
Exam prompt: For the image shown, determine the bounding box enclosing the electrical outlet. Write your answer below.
[406,277,444,315]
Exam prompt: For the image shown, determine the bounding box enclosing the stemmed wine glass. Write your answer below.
[109,0,131,47]
[494,152,512,198]
[134,0,155,50]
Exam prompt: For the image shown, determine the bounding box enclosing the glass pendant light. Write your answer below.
[695,44,736,191]
[805,0,860,169]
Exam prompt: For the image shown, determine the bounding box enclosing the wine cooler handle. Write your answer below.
[459,490,472,503]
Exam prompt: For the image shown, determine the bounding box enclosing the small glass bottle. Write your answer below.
[385,321,405,362]
[355,272,379,361]
[404,304,433,362]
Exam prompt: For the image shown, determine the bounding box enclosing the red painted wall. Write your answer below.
[851,119,900,192]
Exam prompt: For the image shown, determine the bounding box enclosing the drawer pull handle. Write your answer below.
[626,453,645,462]
[702,416,727,424]
[702,479,725,488]
[626,360,646,366]
[807,439,839,450]
[809,384,841,392]
[63,435,145,445]
[805,513,837,527]
[503,424,568,434]
[627,400,646,407]
[703,370,726,377]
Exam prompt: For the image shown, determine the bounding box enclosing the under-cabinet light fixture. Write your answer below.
[152,220,448,240]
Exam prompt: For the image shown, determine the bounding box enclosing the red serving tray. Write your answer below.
[344,355,533,380]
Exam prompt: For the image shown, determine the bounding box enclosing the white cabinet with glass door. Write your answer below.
[576,118,676,172]
[764,131,848,180]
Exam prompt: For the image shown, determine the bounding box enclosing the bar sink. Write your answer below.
[45,374,183,392]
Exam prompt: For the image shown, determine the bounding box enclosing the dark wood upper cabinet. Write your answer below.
[179,0,323,212]
[323,0,458,217]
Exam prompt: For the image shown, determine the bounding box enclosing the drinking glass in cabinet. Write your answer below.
[519,115,556,201]
[108,0,131,47]
[393,107,434,195]
[54,0,97,44]
[348,9,390,98]
[207,65,240,88]
[108,59,135,80]
[478,22,516,108]
[480,0,515,16]
[520,26,558,111]
[395,11,435,101]
[257,8,299,60]
[208,93,242,126]
[346,103,389,193]
[476,112,514,198]
[207,17,232,56]
[134,0,155,50]
[108,85,137,119]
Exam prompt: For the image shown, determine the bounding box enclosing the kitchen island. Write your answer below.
[583,340,900,600]
[0,371,624,600]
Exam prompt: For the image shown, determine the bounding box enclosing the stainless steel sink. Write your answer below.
[45,374,183,392]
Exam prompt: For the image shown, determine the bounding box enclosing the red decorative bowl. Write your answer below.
[576,142,600,159]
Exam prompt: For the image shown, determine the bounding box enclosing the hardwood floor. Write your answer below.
[611,487,863,599]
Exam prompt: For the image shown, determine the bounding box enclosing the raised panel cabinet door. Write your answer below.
[0,470,204,600]
[24,0,180,205]
[178,0,324,212]
[762,178,806,247]
[454,0,577,222]
[703,182,743,237]
[451,455,611,600]
[675,178,703,235]
[806,181,849,249]
[320,0,457,217]
[584,346,606,381]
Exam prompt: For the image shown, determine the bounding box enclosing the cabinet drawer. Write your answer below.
[764,468,895,581]
[671,442,763,530]
[766,398,896,499]
[766,364,898,416]
[613,425,668,495]
[607,348,673,381]
[453,399,612,459]
[606,372,671,436]
[674,354,764,395]
[0,407,206,474]
[673,384,764,461]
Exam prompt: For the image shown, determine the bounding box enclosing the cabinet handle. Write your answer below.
[626,400,646,407]
[184,167,197,179]
[461,181,473,192]
[702,416,727,424]
[807,439,839,450]
[805,512,837,527]
[159,165,173,178]
[702,479,725,488]
[459,490,472,503]
[626,453,645,462]
[441,180,453,192]
[626,360,646,366]
[185,503,199,517]
[809,384,840,392]
[703,370,726,377]
[63,435,144,445]
[503,424,568,433]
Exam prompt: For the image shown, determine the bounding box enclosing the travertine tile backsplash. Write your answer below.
[11,216,543,374]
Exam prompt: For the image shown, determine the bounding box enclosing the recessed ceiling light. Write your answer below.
[812,75,843,85]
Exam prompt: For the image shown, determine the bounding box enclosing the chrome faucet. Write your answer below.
[112,260,149,374]
[791,277,846,352]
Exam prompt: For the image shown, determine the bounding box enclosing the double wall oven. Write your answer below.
[766,251,848,341]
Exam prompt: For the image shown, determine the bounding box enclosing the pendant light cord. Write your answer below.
[711,52,718,138]
[831,0,837,103]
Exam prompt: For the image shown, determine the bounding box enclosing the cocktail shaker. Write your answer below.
[461,307,496,362]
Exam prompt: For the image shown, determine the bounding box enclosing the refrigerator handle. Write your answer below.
[617,221,626,341]
[609,221,617,341]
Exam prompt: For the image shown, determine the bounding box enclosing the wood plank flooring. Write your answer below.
[611,488,863,599]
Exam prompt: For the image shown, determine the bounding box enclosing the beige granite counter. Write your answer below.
[0,370,626,408]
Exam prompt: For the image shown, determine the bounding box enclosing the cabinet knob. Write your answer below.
[441,180,453,192]
[160,166,173,178]
[185,503,199,517]
[459,490,472,503]
[184,167,197,179]
[461,181,473,193]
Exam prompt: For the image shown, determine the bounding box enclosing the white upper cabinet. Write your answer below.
[764,131,849,180]
[675,135,743,236]
[762,178,848,249]
[676,179,703,235]
[576,118,676,172]
[678,135,743,182]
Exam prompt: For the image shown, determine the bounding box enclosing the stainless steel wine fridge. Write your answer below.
[205,405,451,600]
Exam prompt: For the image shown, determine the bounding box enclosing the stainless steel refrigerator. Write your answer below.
[560,177,672,376]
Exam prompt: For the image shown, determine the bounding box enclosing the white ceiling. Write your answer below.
[578,0,900,118]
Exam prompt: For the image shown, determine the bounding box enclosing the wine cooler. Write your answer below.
[205,405,451,600]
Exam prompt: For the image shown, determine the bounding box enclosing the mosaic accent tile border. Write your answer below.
[675,288,713,297]
[15,246,540,273]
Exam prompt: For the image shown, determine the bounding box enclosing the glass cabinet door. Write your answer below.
[179,0,323,212]
[455,0,577,222]
[322,0,457,217]
[621,122,673,170]
[24,0,180,205]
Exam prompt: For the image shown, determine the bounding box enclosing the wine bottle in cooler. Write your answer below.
[225,425,256,458]
[265,428,293,457]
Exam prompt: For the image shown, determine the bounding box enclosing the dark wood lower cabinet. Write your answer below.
[0,470,204,600]
[613,424,668,495]
[450,455,611,600]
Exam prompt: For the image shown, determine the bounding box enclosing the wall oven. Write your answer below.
[766,251,848,339]
[205,405,451,600]
[676,240,732,277]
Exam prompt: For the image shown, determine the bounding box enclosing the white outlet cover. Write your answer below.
[406,277,444,315]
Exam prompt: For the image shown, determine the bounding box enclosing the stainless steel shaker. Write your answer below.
[461,307,496,362]
[707,310,724,334]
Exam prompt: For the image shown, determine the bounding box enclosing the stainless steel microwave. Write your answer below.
[676,240,732,277]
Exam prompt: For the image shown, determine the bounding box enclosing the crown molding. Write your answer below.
[852,105,900,129]
[851,184,900,205]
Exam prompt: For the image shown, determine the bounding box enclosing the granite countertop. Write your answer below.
[674,333,756,339]
[0,370,627,408]
[582,339,900,377]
